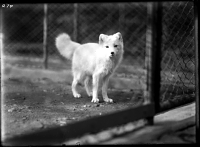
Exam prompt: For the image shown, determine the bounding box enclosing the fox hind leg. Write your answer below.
[84,76,92,97]
[72,72,82,98]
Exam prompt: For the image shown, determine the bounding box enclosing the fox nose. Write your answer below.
[111,52,114,55]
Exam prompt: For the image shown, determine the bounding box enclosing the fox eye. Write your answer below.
[114,45,118,48]
[105,46,109,48]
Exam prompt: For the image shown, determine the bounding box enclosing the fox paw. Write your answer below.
[73,93,81,98]
[104,98,113,103]
[91,98,99,103]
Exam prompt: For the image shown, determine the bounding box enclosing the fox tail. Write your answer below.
[55,33,81,60]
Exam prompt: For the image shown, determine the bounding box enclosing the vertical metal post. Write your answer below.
[194,0,199,143]
[0,6,5,139]
[43,4,48,69]
[145,2,153,105]
[151,2,162,114]
[145,2,162,125]
[118,3,124,35]
[0,7,3,57]
[145,2,154,125]
[73,3,78,42]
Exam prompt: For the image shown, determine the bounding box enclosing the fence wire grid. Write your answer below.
[2,2,195,109]
[160,2,195,105]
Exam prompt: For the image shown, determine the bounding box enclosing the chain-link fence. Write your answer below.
[2,2,196,109]
[3,4,44,57]
[160,1,195,109]
[46,3,147,67]
[2,3,147,66]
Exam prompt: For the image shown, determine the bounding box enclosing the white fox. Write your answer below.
[55,32,124,103]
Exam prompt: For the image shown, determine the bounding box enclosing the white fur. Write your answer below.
[55,33,81,60]
[55,32,124,103]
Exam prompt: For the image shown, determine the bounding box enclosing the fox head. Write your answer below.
[99,32,124,58]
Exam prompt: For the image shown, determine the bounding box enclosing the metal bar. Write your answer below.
[73,3,78,42]
[151,2,162,114]
[145,2,153,104]
[145,2,162,124]
[194,0,199,144]
[118,3,124,35]
[4,103,155,145]
[43,4,48,69]
[145,2,154,125]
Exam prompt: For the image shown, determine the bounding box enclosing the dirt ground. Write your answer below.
[1,56,145,140]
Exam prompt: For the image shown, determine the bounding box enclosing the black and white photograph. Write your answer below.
[0,1,198,145]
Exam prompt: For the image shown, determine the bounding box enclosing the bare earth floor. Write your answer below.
[1,59,144,141]
[1,57,196,145]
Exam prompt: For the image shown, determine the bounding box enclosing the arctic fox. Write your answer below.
[55,32,124,103]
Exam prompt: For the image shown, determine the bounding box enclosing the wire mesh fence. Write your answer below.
[2,2,196,110]
[3,4,44,57]
[160,1,195,109]
[46,3,147,67]
[2,3,148,66]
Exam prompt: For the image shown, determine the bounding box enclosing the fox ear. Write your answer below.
[99,34,106,44]
[115,32,123,41]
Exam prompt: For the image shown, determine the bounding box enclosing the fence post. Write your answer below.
[73,3,78,42]
[144,2,153,105]
[145,2,153,125]
[118,3,124,35]
[43,4,48,69]
[0,7,3,57]
[152,2,162,114]
[194,0,199,143]
[145,2,162,125]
